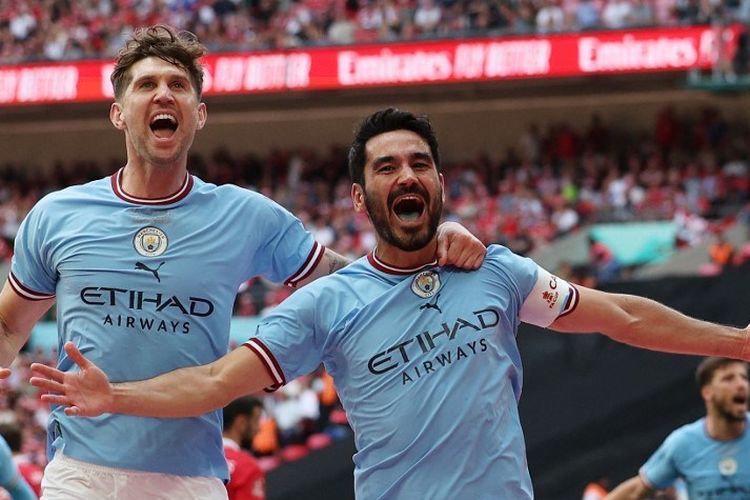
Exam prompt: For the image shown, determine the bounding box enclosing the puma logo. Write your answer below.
[419,293,442,314]
[135,261,165,282]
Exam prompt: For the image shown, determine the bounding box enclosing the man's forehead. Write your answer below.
[714,362,749,378]
[128,57,190,81]
[365,130,431,161]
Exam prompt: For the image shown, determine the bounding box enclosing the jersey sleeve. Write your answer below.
[0,437,35,500]
[483,245,578,328]
[9,202,57,300]
[639,432,681,490]
[244,285,328,389]
[251,196,324,287]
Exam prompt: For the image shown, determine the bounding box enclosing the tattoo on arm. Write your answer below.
[329,256,345,274]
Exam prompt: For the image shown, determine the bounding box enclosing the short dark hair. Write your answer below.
[111,24,206,100]
[348,108,441,186]
[696,357,748,388]
[0,423,22,453]
[223,396,264,428]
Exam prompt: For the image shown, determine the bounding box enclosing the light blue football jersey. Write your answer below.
[10,169,322,479]
[0,436,35,500]
[641,414,750,498]
[248,244,578,498]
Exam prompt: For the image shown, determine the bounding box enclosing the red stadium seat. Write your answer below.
[280,444,309,462]
[307,433,333,450]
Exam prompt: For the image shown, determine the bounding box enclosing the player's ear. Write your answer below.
[196,102,207,130]
[351,183,365,213]
[439,173,445,202]
[700,384,712,402]
[110,102,126,130]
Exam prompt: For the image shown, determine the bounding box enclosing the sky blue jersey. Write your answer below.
[0,437,35,500]
[10,169,322,479]
[248,244,579,499]
[641,414,750,499]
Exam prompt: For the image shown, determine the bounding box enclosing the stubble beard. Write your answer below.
[715,399,748,423]
[364,185,443,252]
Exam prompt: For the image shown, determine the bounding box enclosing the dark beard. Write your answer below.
[716,400,747,423]
[364,184,442,252]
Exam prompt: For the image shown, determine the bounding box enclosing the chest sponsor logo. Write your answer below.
[81,287,215,335]
[134,226,168,257]
[368,308,499,385]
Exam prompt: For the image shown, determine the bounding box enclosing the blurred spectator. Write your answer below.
[708,232,735,268]
[588,236,621,283]
[576,0,602,30]
[536,0,565,33]
[602,0,634,29]
[223,397,266,500]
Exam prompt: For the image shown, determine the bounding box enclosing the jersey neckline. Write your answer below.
[367,250,437,275]
[110,167,193,205]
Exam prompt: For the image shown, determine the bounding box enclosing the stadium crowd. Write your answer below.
[0,106,747,495]
[1,0,748,64]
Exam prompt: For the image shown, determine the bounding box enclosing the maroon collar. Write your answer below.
[110,167,193,205]
[367,250,437,275]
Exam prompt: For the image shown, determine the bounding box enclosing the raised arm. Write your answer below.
[550,285,749,359]
[31,342,273,418]
[0,280,54,378]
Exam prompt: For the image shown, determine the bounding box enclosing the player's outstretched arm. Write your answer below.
[30,342,273,418]
[549,285,749,359]
[604,476,653,500]
[0,280,54,379]
[435,221,485,269]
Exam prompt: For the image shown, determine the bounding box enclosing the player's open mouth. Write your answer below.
[150,113,178,139]
[733,395,747,406]
[392,195,425,222]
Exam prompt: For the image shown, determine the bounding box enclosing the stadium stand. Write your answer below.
[1,0,748,64]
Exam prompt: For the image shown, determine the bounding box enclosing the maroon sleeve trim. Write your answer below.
[243,338,286,391]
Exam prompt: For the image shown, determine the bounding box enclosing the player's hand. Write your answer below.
[29,342,112,417]
[435,221,486,269]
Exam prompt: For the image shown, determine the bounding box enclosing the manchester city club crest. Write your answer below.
[411,270,441,299]
[719,457,738,476]
[133,226,168,257]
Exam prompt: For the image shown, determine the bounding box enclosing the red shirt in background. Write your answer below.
[224,438,265,500]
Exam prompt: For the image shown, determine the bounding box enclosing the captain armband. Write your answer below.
[519,266,579,328]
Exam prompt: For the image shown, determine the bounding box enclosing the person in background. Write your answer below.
[606,357,750,499]
[223,397,265,500]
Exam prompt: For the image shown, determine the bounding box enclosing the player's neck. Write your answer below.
[121,162,188,199]
[706,413,746,441]
[374,239,437,270]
